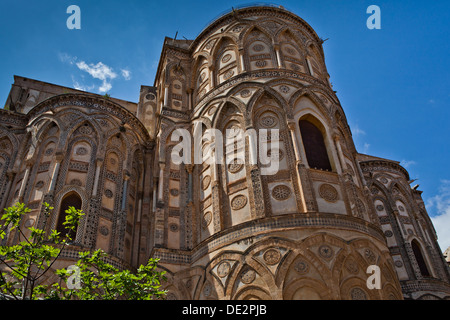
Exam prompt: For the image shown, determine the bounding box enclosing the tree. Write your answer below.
[0,202,166,300]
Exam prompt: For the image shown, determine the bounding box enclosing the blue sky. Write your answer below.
[1,1,449,250]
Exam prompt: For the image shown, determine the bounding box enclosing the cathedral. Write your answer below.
[1,5,449,300]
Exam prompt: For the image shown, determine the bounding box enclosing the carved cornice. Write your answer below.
[151,212,385,265]
[27,94,150,142]
[359,160,410,181]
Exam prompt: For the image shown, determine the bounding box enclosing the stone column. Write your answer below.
[274,44,282,68]
[163,85,170,108]
[288,122,316,212]
[157,162,165,202]
[18,162,32,202]
[48,153,64,193]
[121,173,130,211]
[92,158,103,197]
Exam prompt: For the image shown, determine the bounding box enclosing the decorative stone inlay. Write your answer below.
[228,159,244,174]
[318,245,333,260]
[364,249,376,264]
[223,70,234,80]
[104,189,114,199]
[169,223,179,232]
[279,85,290,93]
[255,60,267,68]
[394,260,403,268]
[252,44,264,52]
[45,148,54,156]
[170,189,179,197]
[221,54,232,63]
[384,230,393,237]
[35,181,45,189]
[272,185,292,201]
[24,219,35,228]
[376,204,384,211]
[263,248,281,265]
[100,225,109,236]
[350,288,368,300]
[231,195,247,210]
[260,115,277,128]
[294,260,309,274]
[398,205,405,212]
[240,89,251,98]
[241,269,256,284]
[79,126,92,135]
[202,212,212,229]
[202,175,211,190]
[318,184,338,203]
[267,148,284,161]
[217,261,231,278]
[145,93,156,100]
[76,147,88,156]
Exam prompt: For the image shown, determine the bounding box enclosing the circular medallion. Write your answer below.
[169,223,179,233]
[267,148,284,161]
[263,249,281,265]
[202,211,212,229]
[217,261,231,278]
[241,269,256,284]
[318,184,338,203]
[221,54,232,64]
[231,195,247,210]
[100,225,109,236]
[104,189,114,199]
[228,159,244,174]
[272,185,292,201]
[376,204,384,211]
[202,175,211,190]
[45,148,54,156]
[384,230,393,238]
[240,89,251,98]
[76,147,88,156]
[279,85,290,93]
[170,189,179,197]
[319,245,333,260]
[260,115,277,128]
[145,93,156,100]
[294,260,309,274]
[223,70,234,80]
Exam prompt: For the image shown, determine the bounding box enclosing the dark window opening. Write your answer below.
[299,119,332,171]
[56,193,82,239]
[411,240,431,277]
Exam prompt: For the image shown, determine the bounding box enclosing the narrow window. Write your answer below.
[411,240,431,277]
[299,119,332,171]
[56,192,82,239]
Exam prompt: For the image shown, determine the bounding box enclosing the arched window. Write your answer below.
[299,119,332,171]
[56,192,82,239]
[411,240,431,277]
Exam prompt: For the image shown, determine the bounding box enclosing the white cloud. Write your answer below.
[75,61,117,93]
[362,142,370,154]
[352,125,366,137]
[121,68,131,80]
[59,53,120,94]
[428,180,450,251]
[58,52,77,65]
[401,160,417,169]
